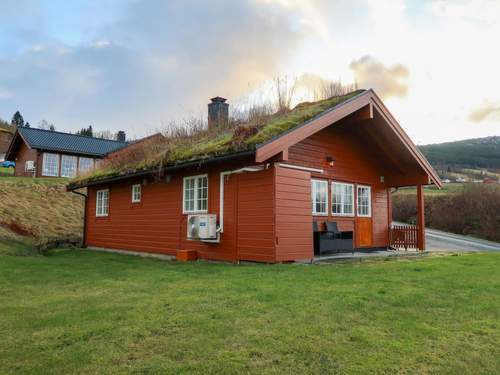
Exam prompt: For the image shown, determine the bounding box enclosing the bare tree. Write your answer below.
[273,75,297,113]
[314,79,358,101]
[38,119,56,131]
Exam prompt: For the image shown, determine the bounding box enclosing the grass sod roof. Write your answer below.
[69,89,365,188]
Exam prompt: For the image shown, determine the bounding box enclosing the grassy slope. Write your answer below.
[0,246,499,374]
[0,176,84,239]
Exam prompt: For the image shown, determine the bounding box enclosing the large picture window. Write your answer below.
[357,185,372,217]
[332,182,354,216]
[42,153,59,177]
[183,175,208,213]
[311,179,328,215]
[96,189,109,217]
[61,155,77,177]
[78,157,94,173]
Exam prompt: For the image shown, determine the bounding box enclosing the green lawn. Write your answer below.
[0,242,499,374]
[0,166,14,175]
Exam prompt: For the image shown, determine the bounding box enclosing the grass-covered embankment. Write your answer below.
[0,176,84,240]
[0,244,499,374]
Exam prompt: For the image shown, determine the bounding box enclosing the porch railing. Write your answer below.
[390,224,418,250]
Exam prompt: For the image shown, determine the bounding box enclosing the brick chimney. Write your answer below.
[117,130,126,142]
[208,97,229,130]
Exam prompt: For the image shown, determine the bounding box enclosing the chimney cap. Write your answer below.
[210,96,227,103]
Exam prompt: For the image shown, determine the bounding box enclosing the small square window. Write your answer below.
[132,184,141,203]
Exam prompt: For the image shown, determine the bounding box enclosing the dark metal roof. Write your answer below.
[17,127,128,157]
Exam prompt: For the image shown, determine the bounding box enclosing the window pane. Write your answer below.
[43,153,59,177]
[311,180,327,214]
[79,157,94,173]
[61,155,77,177]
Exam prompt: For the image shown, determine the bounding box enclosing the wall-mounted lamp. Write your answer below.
[326,156,335,167]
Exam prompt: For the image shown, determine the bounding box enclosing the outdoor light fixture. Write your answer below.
[326,156,335,167]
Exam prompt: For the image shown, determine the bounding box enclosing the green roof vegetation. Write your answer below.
[69,89,365,187]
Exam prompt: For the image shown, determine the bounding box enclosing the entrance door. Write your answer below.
[356,218,373,247]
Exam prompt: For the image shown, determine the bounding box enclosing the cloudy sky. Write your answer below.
[0,0,499,144]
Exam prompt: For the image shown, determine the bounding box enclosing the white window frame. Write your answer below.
[96,189,109,217]
[332,182,354,216]
[61,155,77,178]
[42,153,60,177]
[183,174,208,214]
[78,157,94,173]
[357,185,372,217]
[311,179,328,216]
[131,184,141,203]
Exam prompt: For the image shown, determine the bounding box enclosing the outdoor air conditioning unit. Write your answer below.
[187,214,217,241]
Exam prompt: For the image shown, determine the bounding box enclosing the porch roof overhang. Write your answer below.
[254,89,442,188]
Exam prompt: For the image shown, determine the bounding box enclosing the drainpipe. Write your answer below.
[219,165,265,233]
[70,189,88,247]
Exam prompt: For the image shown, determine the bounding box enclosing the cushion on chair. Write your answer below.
[325,221,339,233]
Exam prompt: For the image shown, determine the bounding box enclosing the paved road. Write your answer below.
[425,227,500,252]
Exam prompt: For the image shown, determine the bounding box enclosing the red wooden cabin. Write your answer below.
[68,90,441,262]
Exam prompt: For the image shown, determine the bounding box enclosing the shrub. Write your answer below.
[393,184,500,242]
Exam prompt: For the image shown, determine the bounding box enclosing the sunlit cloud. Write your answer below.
[350,55,409,98]
[469,103,500,123]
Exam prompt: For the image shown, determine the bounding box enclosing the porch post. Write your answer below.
[417,184,425,251]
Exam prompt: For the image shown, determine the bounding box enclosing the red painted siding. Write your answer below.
[236,168,276,262]
[288,123,390,248]
[274,166,313,261]
[86,160,279,263]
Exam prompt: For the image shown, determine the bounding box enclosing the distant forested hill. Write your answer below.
[419,136,500,169]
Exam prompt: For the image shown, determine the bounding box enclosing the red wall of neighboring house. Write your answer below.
[13,142,40,177]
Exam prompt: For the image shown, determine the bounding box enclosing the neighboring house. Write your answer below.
[5,127,128,178]
[483,177,497,184]
[68,90,441,263]
[0,127,14,162]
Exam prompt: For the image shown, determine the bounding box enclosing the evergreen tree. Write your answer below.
[77,125,93,137]
[25,122,31,128]
[11,111,24,127]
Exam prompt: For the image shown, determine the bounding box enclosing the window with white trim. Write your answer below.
[311,179,328,215]
[332,182,354,216]
[42,153,59,177]
[183,175,208,213]
[61,155,77,177]
[132,184,141,203]
[357,185,371,217]
[78,157,94,173]
[96,189,109,217]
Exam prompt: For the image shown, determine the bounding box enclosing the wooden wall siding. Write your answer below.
[85,159,279,262]
[372,187,390,247]
[288,123,390,248]
[236,168,276,262]
[274,166,313,261]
